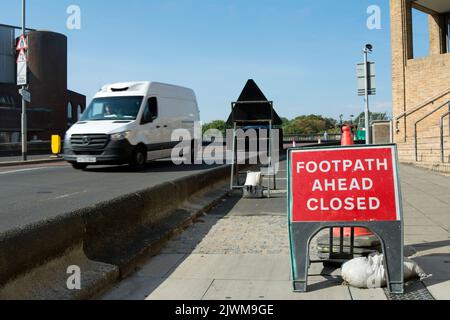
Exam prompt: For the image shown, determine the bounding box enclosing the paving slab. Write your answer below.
[411,254,450,280]
[404,226,449,236]
[203,277,350,301]
[403,217,436,227]
[348,287,388,300]
[404,235,450,246]
[307,263,341,277]
[422,279,450,300]
[167,254,291,281]
[409,244,450,256]
[135,254,187,278]
[146,278,214,300]
[101,276,163,300]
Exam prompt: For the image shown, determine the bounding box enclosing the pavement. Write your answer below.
[0,159,224,234]
[101,161,450,300]
[0,154,62,167]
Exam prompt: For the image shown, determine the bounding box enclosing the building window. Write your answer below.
[0,95,15,108]
[77,105,82,120]
[411,8,430,59]
[0,132,20,144]
[67,102,74,127]
[447,14,450,53]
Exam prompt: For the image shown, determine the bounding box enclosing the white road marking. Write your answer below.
[40,190,88,202]
[0,167,48,175]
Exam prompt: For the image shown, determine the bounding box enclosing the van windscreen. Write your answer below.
[80,96,144,121]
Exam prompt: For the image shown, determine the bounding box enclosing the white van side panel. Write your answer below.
[156,96,198,158]
[68,81,200,164]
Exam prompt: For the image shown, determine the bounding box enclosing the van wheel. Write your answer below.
[130,145,147,170]
[72,163,88,170]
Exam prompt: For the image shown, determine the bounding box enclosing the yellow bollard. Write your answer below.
[51,135,62,155]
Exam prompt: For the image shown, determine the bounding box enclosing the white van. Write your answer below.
[64,81,200,170]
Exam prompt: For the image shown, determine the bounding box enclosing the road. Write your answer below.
[0,160,223,234]
[0,143,299,235]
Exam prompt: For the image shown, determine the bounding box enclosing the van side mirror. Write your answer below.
[142,111,158,124]
[142,112,153,124]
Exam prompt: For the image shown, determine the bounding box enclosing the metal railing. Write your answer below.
[283,134,342,143]
[414,100,450,162]
[395,88,450,142]
[440,111,450,163]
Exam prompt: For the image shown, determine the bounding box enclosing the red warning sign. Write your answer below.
[289,146,401,223]
[16,34,28,51]
[17,49,27,64]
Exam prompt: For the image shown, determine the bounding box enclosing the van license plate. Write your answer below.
[77,156,97,163]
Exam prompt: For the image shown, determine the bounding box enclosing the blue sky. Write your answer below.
[0,0,430,122]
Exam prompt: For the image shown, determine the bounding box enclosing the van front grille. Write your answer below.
[71,134,109,150]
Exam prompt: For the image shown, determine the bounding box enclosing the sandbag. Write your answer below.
[244,172,262,186]
[341,253,431,289]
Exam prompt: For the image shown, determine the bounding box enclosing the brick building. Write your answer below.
[0,27,85,152]
[390,0,450,169]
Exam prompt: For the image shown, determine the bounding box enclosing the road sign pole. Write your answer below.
[363,48,371,145]
[21,0,27,161]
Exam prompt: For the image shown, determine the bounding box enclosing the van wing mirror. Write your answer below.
[142,112,157,124]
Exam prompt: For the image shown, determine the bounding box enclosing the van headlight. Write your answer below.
[110,131,131,141]
[64,134,71,146]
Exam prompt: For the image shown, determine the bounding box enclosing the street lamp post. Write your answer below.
[363,44,372,145]
[21,0,27,161]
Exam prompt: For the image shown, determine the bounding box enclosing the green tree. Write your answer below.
[280,117,290,126]
[282,115,338,135]
[202,120,227,135]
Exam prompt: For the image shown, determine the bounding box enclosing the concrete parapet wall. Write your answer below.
[0,164,231,299]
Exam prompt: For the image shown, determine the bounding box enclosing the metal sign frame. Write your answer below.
[287,144,404,294]
[230,100,277,197]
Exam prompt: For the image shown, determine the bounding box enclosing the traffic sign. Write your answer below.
[288,145,404,294]
[357,62,376,96]
[19,88,31,103]
[17,60,27,86]
[16,34,28,51]
[16,49,27,63]
[17,48,28,86]
[290,145,401,222]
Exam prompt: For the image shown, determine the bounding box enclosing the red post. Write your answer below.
[335,125,373,238]
[341,125,354,146]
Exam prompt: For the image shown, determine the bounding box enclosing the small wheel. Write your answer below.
[72,163,88,170]
[130,145,147,170]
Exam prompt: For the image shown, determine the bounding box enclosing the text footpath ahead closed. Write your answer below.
[290,146,400,223]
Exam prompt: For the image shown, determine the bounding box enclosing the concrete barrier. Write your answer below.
[0,142,51,157]
[0,158,63,168]
[0,164,231,299]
